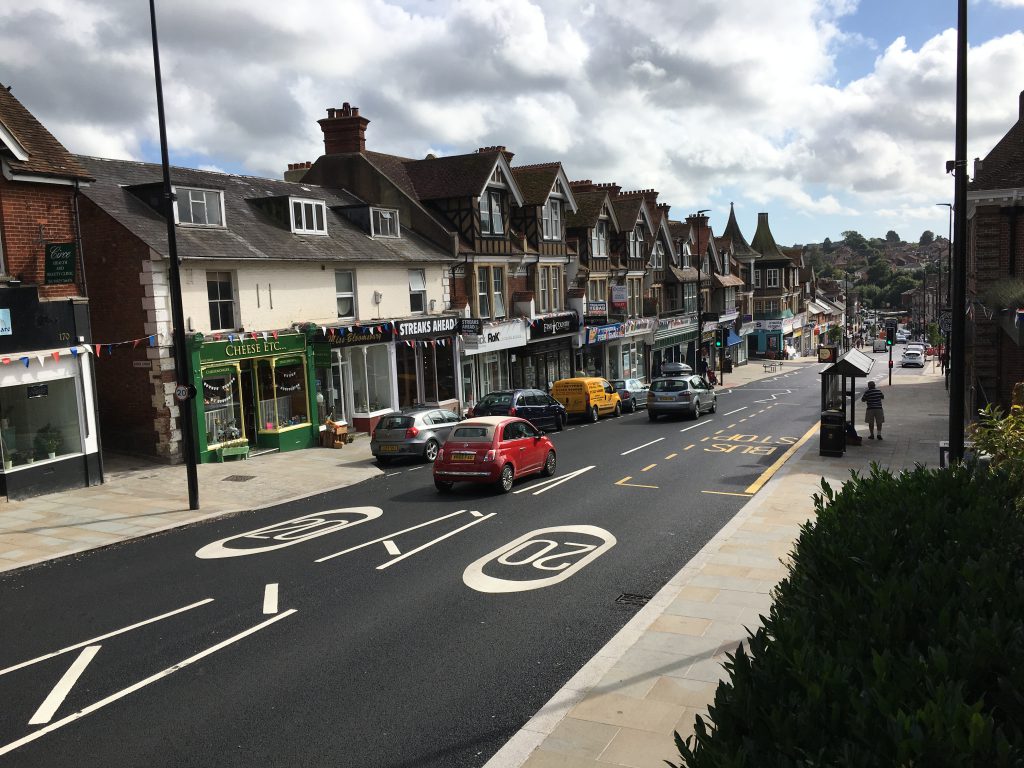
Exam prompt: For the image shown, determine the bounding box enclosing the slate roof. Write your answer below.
[76,156,452,264]
[721,203,760,260]
[749,212,788,261]
[970,93,1024,191]
[0,82,91,181]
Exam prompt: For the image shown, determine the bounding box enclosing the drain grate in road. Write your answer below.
[615,593,652,607]
[222,475,257,482]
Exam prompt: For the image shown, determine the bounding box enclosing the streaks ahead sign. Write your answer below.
[44,242,77,285]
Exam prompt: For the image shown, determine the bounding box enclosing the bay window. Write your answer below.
[538,266,562,313]
[476,266,505,319]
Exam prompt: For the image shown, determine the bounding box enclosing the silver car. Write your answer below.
[371,407,461,464]
[611,378,649,412]
[647,375,717,420]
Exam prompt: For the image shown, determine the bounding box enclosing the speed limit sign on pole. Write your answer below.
[174,383,194,403]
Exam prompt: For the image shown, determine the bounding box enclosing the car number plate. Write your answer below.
[452,452,476,462]
[658,395,675,401]
[380,444,399,453]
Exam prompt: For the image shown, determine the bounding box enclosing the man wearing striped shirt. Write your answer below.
[861,380,885,440]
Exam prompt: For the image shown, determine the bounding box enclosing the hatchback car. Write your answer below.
[900,349,925,368]
[612,379,649,412]
[433,416,556,494]
[469,388,567,431]
[371,407,461,464]
[647,374,717,420]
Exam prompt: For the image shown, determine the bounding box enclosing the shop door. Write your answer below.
[330,358,350,423]
[240,364,258,446]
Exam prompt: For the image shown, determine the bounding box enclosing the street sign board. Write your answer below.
[938,311,952,333]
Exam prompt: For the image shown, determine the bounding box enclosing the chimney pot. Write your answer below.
[319,102,370,154]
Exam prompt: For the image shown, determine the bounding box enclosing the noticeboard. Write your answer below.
[44,242,77,285]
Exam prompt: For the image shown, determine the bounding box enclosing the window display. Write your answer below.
[0,377,83,469]
[257,357,309,431]
[202,365,243,445]
[422,346,456,402]
[351,345,392,414]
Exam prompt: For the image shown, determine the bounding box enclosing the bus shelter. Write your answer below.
[819,347,874,456]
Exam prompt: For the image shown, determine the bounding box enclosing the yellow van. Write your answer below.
[550,377,622,422]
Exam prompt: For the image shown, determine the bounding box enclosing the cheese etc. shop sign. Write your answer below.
[199,333,307,364]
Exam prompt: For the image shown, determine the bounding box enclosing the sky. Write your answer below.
[2,0,1022,247]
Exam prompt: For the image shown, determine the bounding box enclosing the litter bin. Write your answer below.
[820,409,845,457]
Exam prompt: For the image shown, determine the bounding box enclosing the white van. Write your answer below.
[872,338,888,353]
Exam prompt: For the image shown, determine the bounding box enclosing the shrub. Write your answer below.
[668,463,1024,767]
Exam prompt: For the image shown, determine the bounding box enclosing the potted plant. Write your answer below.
[34,424,63,460]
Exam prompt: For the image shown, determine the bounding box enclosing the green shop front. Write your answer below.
[189,332,316,462]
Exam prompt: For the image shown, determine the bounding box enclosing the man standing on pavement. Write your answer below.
[861,380,885,440]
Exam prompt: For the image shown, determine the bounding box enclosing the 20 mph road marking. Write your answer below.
[28,645,101,725]
[0,611,296,758]
[377,514,496,570]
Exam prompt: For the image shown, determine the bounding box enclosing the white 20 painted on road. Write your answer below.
[463,525,616,593]
[196,507,383,558]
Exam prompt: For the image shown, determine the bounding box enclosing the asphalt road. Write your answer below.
[0,353,926,767]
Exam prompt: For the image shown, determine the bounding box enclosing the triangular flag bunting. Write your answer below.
[21,356,30,368]
[262,332,268,341]
[51,351,60,361]
[70,348,79,359]
[272,330,279,339]
[95,345,101,357]
[37,355,46,366]
[1,357,10,365]
[149,335,156,346]
[133,339,141,349]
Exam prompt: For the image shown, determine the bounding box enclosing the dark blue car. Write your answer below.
[469,389,567,432]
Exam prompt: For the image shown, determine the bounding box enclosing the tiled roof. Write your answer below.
[511,163,560,206]
[749,212,787,261]
[76,156,452,264]
[721,203,760,259]
[0,82,91,181]
[712,273,746,288]
[565,190,608,229]
[403,150,504,201]
[611,196,643,230]
[970,94,1024,190]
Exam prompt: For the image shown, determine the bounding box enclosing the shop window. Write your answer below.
[409,269,427,314]
[256,357,309,431]
[422,345,457,402]
[202,366,243,446]
[176,187,223,227]
[352,345,393,414]
[0,377,83,468]
[336,270,356,319]
[207,271,236,331]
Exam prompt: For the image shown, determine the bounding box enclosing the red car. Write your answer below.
[433,416,556,493]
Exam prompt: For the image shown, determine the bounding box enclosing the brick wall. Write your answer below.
[0,176,85,298]
[78,197,179,461]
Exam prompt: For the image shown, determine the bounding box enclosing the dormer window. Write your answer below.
[542,198,562,240]
[371,208,399,237]
[291,198,326,234]
[480,190,505,236]
[592,220,609,256]
[490,167,506,185]
[176,187,224,227]
[629,224,645,260]
[651,241,664,269]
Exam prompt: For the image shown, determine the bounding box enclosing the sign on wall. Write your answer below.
[0,309,11,336]
[610,285,628,309]
[44,242,77,285]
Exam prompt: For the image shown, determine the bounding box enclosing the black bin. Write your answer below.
[819,409,845,457]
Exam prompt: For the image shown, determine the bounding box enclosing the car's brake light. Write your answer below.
[406,426,419,438]
[482,450,496,462]
[508,407,516,416]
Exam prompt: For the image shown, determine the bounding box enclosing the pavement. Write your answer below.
[0,352,950,768]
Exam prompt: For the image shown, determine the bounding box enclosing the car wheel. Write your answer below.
[692,399,701,420]
[497,464,514,493]
[710,398,717,414]
[613,402,622,417]
[553,413,565,432]
[589,406,599,423]
[541,450,556,477]
[648,410,658,422]
[626,397,636,413]
[434,478,453,493]
[423,439,440,462]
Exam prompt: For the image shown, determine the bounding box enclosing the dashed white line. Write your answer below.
[386,472,401,477]
[620,437,665,455]
[406,465,426,472]
[723,407,748,416]
[262,583,279,615]
[679,420,712,433]
[377,514,496,570]
[28,645,101,725]
[316,509,468,562]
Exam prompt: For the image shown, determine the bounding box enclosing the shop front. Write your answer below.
[600,318,655,381]
[512,312,579,391]
[394,316,461,413]
[0,287,101,500]
[191,332,316,462]
[750,318,784,357]
[652,316,697,378]
[312,324,397,435]
[461,317,527,408]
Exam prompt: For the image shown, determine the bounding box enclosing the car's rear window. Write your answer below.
[612,380,626,388]
[650,379,688,392]
[452,425,495,441]
[378,415,413,430]
[477,392,513,408]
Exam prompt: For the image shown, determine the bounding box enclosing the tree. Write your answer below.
[842,230,870,255]
[920,230,935,245]
[823,237,834,253]
[885,230,901,244]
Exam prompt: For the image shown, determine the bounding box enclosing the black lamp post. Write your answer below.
[695,209,710,372]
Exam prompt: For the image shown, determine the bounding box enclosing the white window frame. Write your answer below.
[408,269,427,314]
[538,265,562,313]
[588,278,607,303]
[480,189,505,236]
[336,270,356,319]
[592,220,609,257]
[290,197,327,235]
[627,277,642,317]
[176,187,225,227]
[206,270,236,331]
[651,241,664,269]
[476,265,506,319]
[753,269,762,288]
[370,207,399,238]
[542,198,562,241]
[629,225,645,260]
[766,268,780,288]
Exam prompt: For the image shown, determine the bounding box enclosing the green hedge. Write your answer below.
[670,463,1024,767]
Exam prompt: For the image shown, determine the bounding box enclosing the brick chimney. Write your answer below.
[284,161,312,182]
[569,179,596,192]
[318,103,369,154]
[595,182,621,197]
[477,145,515,163]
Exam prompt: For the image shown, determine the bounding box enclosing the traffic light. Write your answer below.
[714,330,723,349]
[885,326,895,346]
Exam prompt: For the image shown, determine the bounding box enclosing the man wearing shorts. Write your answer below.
[861,380,885,440]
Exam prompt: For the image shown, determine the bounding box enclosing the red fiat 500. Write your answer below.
[433,416,556,494]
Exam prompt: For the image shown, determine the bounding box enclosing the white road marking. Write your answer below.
[316,510,468,562]
[28,646,101,726]
[406,465,425,472]
[680,420,712,432]
[196,508,383,559]
[262,584,279,615]
[620,438,665,455]
[469,510,485,517]
[386,472,401,477]
[377,514,496,570]
[513,465,595,496]
[383,540,401,556]
[0,599,214,678]
[0,611,296,758]
[723,407,748,416]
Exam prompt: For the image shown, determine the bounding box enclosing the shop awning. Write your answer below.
[726,330,742,346]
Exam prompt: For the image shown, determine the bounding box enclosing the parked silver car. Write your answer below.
[371,407,461,464]
[611,378,649,412]
[647,374,717,420]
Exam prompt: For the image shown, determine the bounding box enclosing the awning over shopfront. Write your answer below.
[726,330,742,346]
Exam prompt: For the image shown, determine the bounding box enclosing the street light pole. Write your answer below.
[949,0,968,463]
[694,210,710,373]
